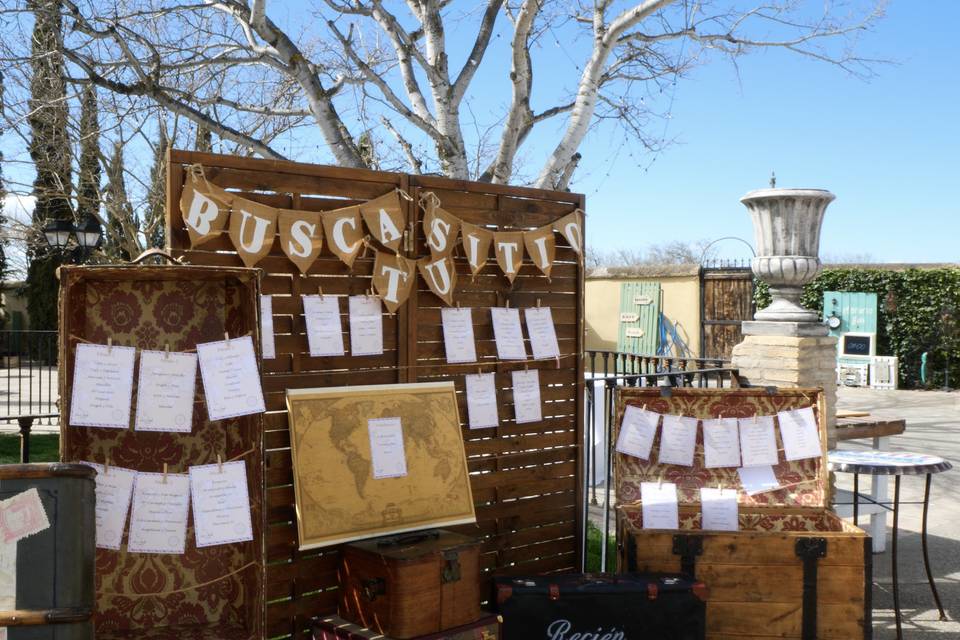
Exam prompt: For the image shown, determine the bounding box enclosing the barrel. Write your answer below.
[0,463,95,640]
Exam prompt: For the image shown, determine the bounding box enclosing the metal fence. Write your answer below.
[582,350,740,570]
[1,330,60,427]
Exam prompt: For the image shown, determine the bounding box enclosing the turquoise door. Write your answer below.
[822,291,878,338]
[617,281,660,355]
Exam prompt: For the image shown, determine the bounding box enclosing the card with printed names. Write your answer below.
[657,415,699,466]
[197,336,265,421]
[127,472,190,554]
[70,343,137,429]
[82,462,136,550]
[260,295,276,359]
[303,295,345,357]
[700,488,739,531]
[189,461,254,548]
[615,405,659,461]
[641,482,679,530]
[511,369,542,424]
[738,416,779,467]
[524,307,560,359]
[702,418,741,468]
[441,307,477,363]
[465,373,498,428]
[135,350,197,432]
[349,295,384,356]
[777,406,822,461]
[491,307,527,360]
[737,465,781,495]
[368,417,408,479]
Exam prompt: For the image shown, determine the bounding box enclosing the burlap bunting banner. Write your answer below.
[554,209,584,255]
[228,197,278,268]
[524,224,556,278]
[360,190,406,253]
[421,193,460,258]
[278,210,323,274]
[494,231,525,284]
[321,205,364,268]
[418,254,458,306]
[461,223,493,278]
[180,170,233,247]
[373,251,416,313]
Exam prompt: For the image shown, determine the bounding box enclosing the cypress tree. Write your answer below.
[102,141,133,261]
[144,124,168,249]
[0,153,8,328]
[76,84,101,227]
[25,0,71,330]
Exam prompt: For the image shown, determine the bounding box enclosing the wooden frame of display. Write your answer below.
[286,381,475,550]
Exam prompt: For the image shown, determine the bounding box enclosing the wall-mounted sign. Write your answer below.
[634,296,653,306]
[619,312,639,323]
[625,328,645,338]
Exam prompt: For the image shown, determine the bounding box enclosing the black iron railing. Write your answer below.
[581,351,741,571]
[1,330,59,427]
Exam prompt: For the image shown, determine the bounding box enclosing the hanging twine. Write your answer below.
[97,561,257,598]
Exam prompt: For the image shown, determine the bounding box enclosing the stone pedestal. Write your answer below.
[731,322,838,444]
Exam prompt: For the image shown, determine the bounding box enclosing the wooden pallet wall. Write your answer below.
[166,150,585,639]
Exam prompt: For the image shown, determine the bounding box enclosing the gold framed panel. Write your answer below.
[287,381,476,549]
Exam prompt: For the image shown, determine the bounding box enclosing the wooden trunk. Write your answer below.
[58,264,265,640]
[614,387,871,640]
[338,531,481,639]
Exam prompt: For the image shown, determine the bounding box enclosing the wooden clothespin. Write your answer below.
[456,301,461,309]
[217,455,223,473]
[555,355,561,369]
[162,463,168,484]
[103,457,110,476]
[223,332,230,343]
[107,337,113,353]
[719,413,724,420]
[165,343,171,360]
[658,477,663,489]
[536,298,541,308]
[524,362,529,371]
[318,284,324,298]
[505,300,510,309]
[643,404,647,411]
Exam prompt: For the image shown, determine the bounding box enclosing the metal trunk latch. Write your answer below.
[672,534,703,579]
[795,537,828,640]
[441,550,461,583]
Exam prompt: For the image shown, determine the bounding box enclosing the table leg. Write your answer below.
[892,475,902,640]
[871,437,889,553]
[853,473,859,527]
[921,473,947,621]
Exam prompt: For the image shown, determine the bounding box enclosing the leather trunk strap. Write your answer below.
[795,538,827,640]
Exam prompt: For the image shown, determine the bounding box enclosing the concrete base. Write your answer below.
[742,320,830,337]
[731,333,839,443]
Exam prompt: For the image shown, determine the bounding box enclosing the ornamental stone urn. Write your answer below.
[740,188,835,324]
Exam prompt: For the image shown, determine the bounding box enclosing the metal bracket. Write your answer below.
[659,386,672,397]
[672,534,703,578]
[441,550,461,583]
[796,537,827,640]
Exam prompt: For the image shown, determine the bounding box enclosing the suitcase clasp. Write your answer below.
[361,578,386,602]
[441,551,461,583]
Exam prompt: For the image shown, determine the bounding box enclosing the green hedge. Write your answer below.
[754,268,960,388]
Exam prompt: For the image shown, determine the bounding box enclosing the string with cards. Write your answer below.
[616,405,823,532]
[180,163,584,312]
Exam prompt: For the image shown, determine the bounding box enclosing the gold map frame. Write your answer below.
[287,381,476,549]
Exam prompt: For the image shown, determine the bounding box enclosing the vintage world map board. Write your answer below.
[287,381,476,549]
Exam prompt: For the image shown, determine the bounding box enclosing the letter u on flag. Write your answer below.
[373,251,416,313]
[180,170,233,247]
[228,197,278,267]
[418,254,458,306]
[278,210,323,274]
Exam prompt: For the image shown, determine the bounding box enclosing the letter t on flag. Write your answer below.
[373,252,416,313]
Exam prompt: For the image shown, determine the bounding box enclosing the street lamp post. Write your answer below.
[41,216,102,262]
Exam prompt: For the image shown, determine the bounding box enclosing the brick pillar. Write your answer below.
[731,322,838,445]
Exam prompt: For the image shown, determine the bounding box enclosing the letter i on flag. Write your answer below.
[461,223,493,279]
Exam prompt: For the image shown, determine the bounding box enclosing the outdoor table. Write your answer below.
[828,450,952,639]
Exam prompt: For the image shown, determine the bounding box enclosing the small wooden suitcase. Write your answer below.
[339,530,482,639]
[614,387,871,640]
[313,613,500,639]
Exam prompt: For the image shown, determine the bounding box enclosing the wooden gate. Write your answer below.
[700,266,753,360]
[165,150,585,639]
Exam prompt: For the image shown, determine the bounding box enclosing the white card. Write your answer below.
[641,482,679,530]
[81,462,136,550]
[700,488,739,531]
[0,538,14,611]
[196,336,265,421]
[69,343,137,429]
[511,369,542,424]
[260,295,276,359]
[465,373,498,429]
[702,418,741,468]
[441,307,477,364]
[349,295,384,356]
[127,472,190,554]
[777,406,822,461]
[739,416,779,467]
[615,405,659,461]
[303,295,345,357]
[737,465,781,495]
[134,350,197,433]
[189,461,254,548]
[658,415,699,466]
[524,307,560,360]
[491,307,527,360]
[368,417,408,479]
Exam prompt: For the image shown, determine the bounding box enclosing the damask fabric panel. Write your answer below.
[59,268,263,639]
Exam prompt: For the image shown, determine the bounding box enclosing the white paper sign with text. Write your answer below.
[491,307,527,360]
[738,416,779,467]
[197,336,265,421]
[303,295,346,357]
[135,350,197,433]
[368,417,408,479]
[615,405,660,461]
[524,307,560,360]
[657,415,699,466]
[641,482,679,530]
[127,472,191,554]
[777,407,822,461]
[189,461,254,548]
[737,465,781,496]
[700,487,739,531]
[441,307,477,363]
[702,418,741,468]
[82,462,136,550]
[70,343,137,429]
[260,295,276,359]
[511,369,542,424]
[465,373,499,429]
[349,295,384,356]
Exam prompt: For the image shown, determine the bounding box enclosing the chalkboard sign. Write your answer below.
[843,334,873,356]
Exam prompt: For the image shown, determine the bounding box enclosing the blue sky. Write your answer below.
[568,1,960,263]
